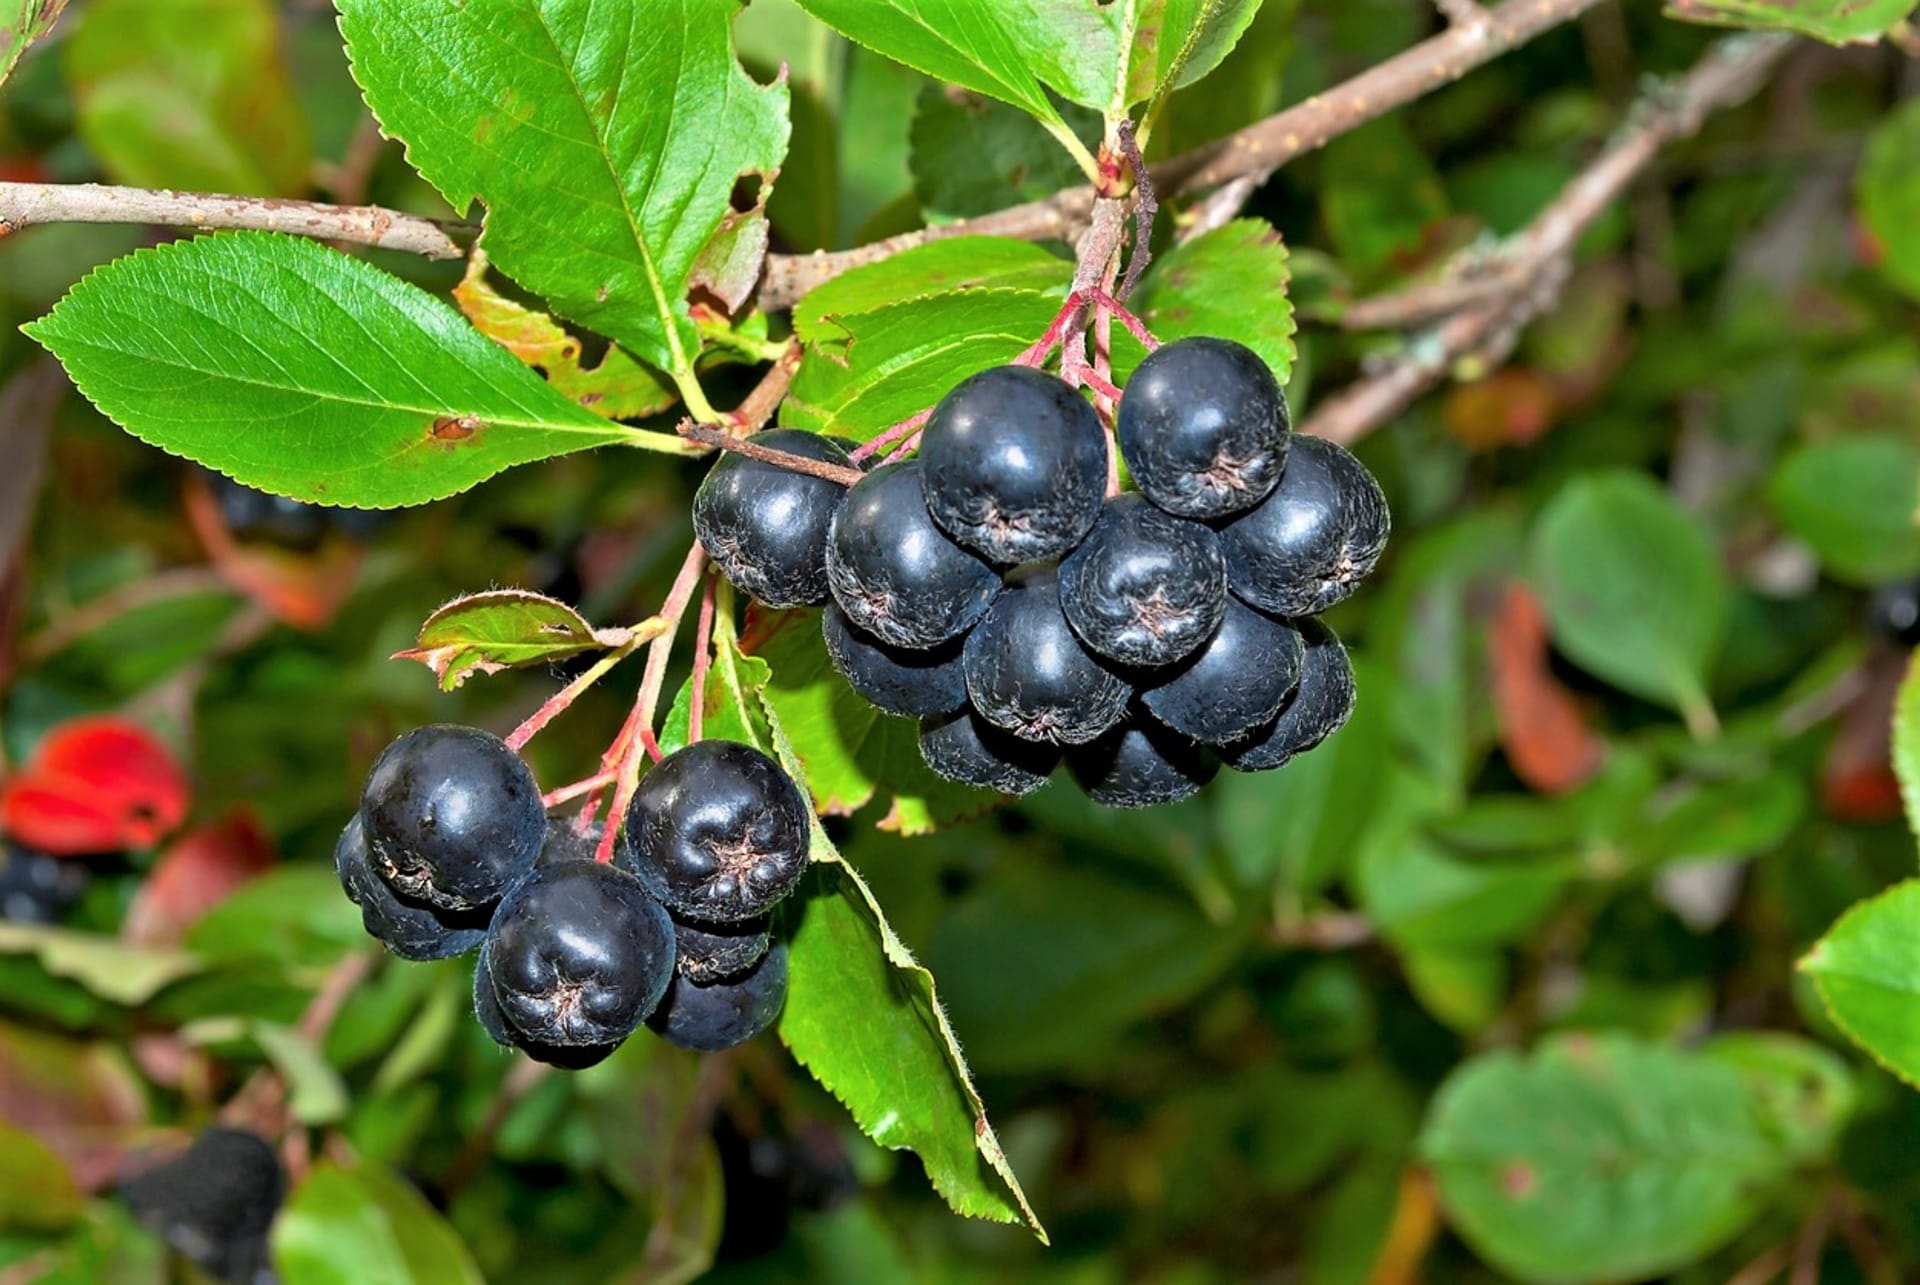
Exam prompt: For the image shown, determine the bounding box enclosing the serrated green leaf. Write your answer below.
[338,0,789,379]
[910,84,1099,222]
[782,288,1062,435]
[1769,434,1920,586]
[1421,1033,1787,1284]
[1529,472,1728,727]
[1130,0,1267,110]
[794,238,1071,351]
[1861,98,1920,301]
[395,589,626,692]
[1113,218,1295,386]
[0,923,199,1005]
[1801,880,1920,1088]
[272,1162,484,1285]
[0,0,67,91]
[27,233,680,508]
[66,0,308,196]
[1667,0,1912,43]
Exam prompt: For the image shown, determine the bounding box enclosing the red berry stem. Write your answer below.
[1088,287,1160,352]
[1015,289,1091,369]
[849,407,932,464]
[504,620,664,754]
[687,571,717,746]
[542,769,618,809]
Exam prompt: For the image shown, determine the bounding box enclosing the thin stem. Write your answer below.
[541,769,618,809]
[504,620,664,753]
[849,408,931,464]
[680,421,864,486]
[672,367,720,424]
[1088,287,1160,351]
[687,573,717,746]
[1041,119,1103,185]
[1113,120,1157,300]
[725,339,802,433]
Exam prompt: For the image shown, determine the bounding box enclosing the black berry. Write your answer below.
[473,939,620,1070]
[1067,715,1219,808]
[822,601,967,718]
[482,858,676,1049]
[334,815,488,961]
[0,842,87,924]
[962,568,1131,745]
[672,913,772,984]
[917,706,1060,795]
[1223,619,1357,772]
[359,724,545,913]
[208,471,328,551]
[648,939,790,1052]
[621,740,812,922]
[119,1127,284,1285]
[1058,492,1228,667]
[1140,600,1304,745]
[1117,337,1289,520]
[826,460,1001,648]
[1870,580,1920,646]
[918,364,1107,563]
[694,429,853,608]
[1219,435,1389,616]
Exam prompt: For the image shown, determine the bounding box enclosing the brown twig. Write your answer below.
[725,339,802,433]
[1113,120,1157,300]
[1302,32,1794,447]
[678,422,865,487]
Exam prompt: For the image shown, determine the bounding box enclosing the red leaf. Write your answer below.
[0,1024,146,1193]
[1490,582,1604,795]
[122,811,276,947]
[0,718,190,853]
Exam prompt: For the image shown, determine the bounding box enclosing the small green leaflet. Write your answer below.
[1768,434,1920,586]
[1858,97,1920,304]
[0,0,68,91]
[1801,880,1920,1088]
[394,590,635,692]
[1113,218,1296,385]
[337,0,789,380]
[26,233,688,509]
[1667,0,1912,44]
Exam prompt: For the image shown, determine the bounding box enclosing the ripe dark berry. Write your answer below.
[1059,492,1228,667]
[648,940,790,1052]
[359,724,544,912]
[473,940,620,1070]
[917,707,1060,795]
[826,460,1001,648]
[672,913,772,983]
[120,1127,284,1285]
[1870,580,1920,646]
[207,471,329,551]
[1117,337,1289,519]
[962,569,1131,745]
[1140,600,1304,745]
[918,365,1107,563]
[621,740,812,922]
[1067,715,1219,808]
[694,429,853,608]
[1219,435,1389,617]
[1223,619,1356,772]
[0,843,87,924]
[822,602,967,718]
[333,815,487,961]
[483,858,676,1049]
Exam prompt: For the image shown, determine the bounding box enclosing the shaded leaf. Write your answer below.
[28,233,671,508]
[272,1162,484,1285]
[0,359,62,576]
[0,1023,147,1192]
[1668,0,1914,44]
[1113,218,1295,386]
[1801,880,1920,1088]
[1895,654,1920,836]
[910,85,1098,221]
[1769,434,1920,587]
[0,1,69,90]
[0,1119,83,1230]
[1704,1032,1856,1165]
[0,924,199,1006]
[184,866,364,969]
[250,1022,349,1126]
[394,590,632,692]
[1860,98,1920,301]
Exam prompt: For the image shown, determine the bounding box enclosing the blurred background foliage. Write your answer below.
[2,1,1920,1282]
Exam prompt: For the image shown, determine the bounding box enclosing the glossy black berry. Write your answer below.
[648,940,790,1052]
[1219,435,1389,616]
[917,707,1060,795]
[621,740,812,922]
[120,1127,284,1285]
[0,843,87,924]
[1117,337,1289,520]
[963,569,1131,745]
[359,724,544,913]
[473,940,620,1070]
[1223,619,1356,772]
[1059,492,1228,668]
[334,815,487,961]
[918,364,1107,563]
[1068,715,1219,808]
[483,858,676,1049]
[826,460,1002,648]
[208,471,329,551]
[822,602,967,718]
[694,429,853,608]
[1140,600,1304,745]
[1870,580,1920,646]
[672,913,772,984]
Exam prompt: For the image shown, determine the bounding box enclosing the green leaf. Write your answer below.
[1421,1033,1788,1284]
[1114,218,1295,386]
[1319,117,1449,279]
[0,0,68,91]
[65,0,308,196]
[1667,0,1914,44]
[1861,98,1920,301]
[184,867,363,969]
[1897,655,1920,838]
[793,238,1071,350]
[27,233,675,508]
[1801,880,1920,1088]
[1769,434,1920,586]
[0,923,199,1005]
[1703,1032,1856,1165]
[0,1121,82,1231]
[393,590,630,692]
[249,1022,350,1125]
[1529,472,1728,727]
[910,85,1099,222]
[338,0,789,379]
[1129,0,1268,112]
[781,288,1063,436]
[273,1162,484,1285]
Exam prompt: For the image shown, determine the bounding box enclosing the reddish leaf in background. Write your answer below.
[1490,581,1603,794]
[1821,648,1904,823]
[0,717,190,853]
[122,811,275,947]
[183,471,362,629]
[1443,369,1558,452]
[0,1023,147,1193]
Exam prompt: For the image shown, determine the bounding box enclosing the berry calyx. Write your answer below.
[1139,600,1304,745]
[333,815,488,961]
[1223,619,1357,772]
[693,429,853,609]
[358,724,544,913]
[1067,715,1220,808]
[1117,337,1290,520]
[1059,492,1228,668]
[473,940,621,1070]
[917,707,1061,795]
[822,602,967,718]
[826,460,1002,649]
[621,740,812,922]
[648,939,790,1052]
[918,365,1107,564]
[962,568,1132,745]
[1218,435,1390,617]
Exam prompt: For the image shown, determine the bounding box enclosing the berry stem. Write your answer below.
[1087,286,1160,352]
[504,620,665,753]
[849,407,932,464]
[679,421,866,486]
[1014,289,1091,369]
[541,769,618,809]
[687,572,717,746]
